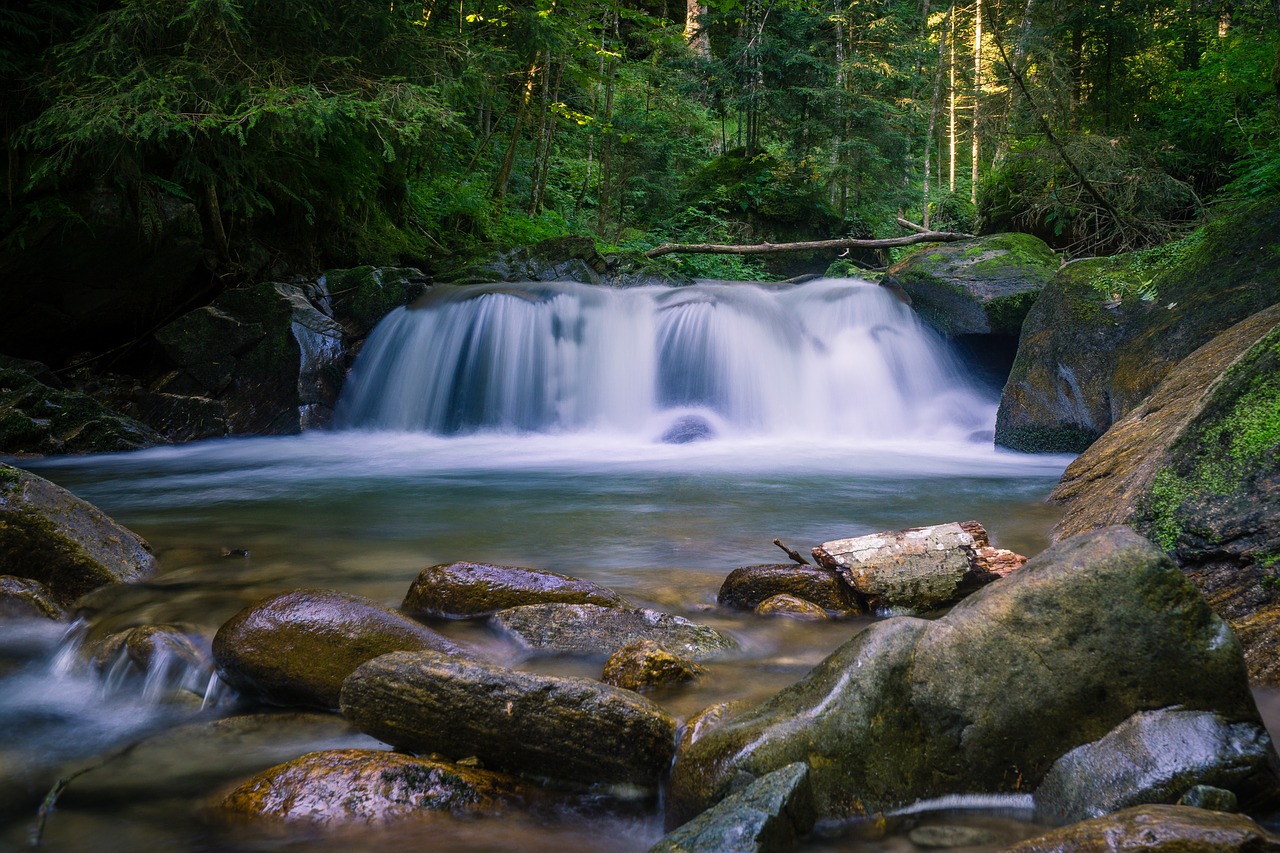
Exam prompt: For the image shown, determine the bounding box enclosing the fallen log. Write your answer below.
[644,229,975,259]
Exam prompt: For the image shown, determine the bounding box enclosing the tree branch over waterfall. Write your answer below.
[643,226,974,258]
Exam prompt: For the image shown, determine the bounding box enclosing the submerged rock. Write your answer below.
[217,748,531,826]
[0,463,157,606]
[1004,804,1280,852]
[212,588,465,709]
[1035,708,1275,824]
[602,639,706,692]
[88,624,212,699]
[0,576,67,621]
[754,594,828,620]
[717,564,861,616]
[340,650,677,789]
[660,415,715,444]
[667,527,1273,825]
[492,603,738,660]
[401,561,625,619]
[648,763,815,853]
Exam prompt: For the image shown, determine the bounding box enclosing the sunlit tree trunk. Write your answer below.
[971,0,981,205]
[493,56,539,204]
[949,8,957,193]
[924,5,953,227]
[685,0,710,59]
[993,0,1036,167]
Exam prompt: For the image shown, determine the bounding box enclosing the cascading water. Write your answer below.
[335,278,996,443]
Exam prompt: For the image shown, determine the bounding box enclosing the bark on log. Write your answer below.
[812,520,1026,613]
[644,229,974,259]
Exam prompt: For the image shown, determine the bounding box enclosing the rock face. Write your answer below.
[648,763,815,853]
[996,202,1280,453]
[812,521,1020,614]
[0,463,157,605]
[667,527,1273,825]
[717,564,861,616]
[1004,804,1280,853]
[212,589,464,709]
[401,561,625,619]
[447,236,612,285]
[340,650,677,789]
[602,640,706,692]
[217,749,530,826]
[492,603,738,659]
[883,233,1057,338]
[1049,305,1280,684]
[1035,709,1276,824]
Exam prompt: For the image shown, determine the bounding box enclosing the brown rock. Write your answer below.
[718,563,861,615]
[0,576,67,621]
[1004,804,1280,852]
[402,561,624,619]
[602,639,706,691]
[754,594,829,620]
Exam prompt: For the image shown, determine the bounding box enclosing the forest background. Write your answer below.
[1,0,1278,297]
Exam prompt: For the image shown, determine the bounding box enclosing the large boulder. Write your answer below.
[216,749,532,826]
[666,527,1275,825]
[0,463,157,606]
[492,603,738,660]
[1050,304,1280,683]
[211,588,465,709]
[883,233,1057,338]
[340,650,677,789]
[401,561,625,619]
[1005,804,1280,852]
[996,200,1280,453]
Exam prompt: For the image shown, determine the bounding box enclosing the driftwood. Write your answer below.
[644,227,974,259]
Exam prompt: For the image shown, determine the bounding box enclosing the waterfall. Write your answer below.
[335,278,995,443]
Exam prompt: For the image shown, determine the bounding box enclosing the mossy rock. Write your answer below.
[0,575,67,621]
[997,197,1280,453]
[444,235,609,285]
[601,639,706,692]
[1004,804,1280,853]
[323,266,429,336]
[0,364,163,455]
[717,563,862,616]
[884,233,1057,337]
[401,561,626,619]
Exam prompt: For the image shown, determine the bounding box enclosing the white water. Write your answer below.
[336,278,995,443]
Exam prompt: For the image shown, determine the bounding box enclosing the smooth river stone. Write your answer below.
[401,560,625,619]
[491,602,738,659]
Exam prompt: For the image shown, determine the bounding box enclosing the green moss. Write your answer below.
[997,423,1101,454]
[985,290,1041,336]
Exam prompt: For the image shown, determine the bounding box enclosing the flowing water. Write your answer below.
[1,279,1081,851]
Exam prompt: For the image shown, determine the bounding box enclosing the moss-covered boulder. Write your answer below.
[217,749,532,826]
[401,561,625,619]
[601,639,706,692]
[340,650,678,789]
[1004,804,1280,852]
[211,588,465,710]
[883,233,1057,338]
[445,236,611,285]
[491,603,738,660]
[717,563,862,616]
[996,200,1280,453]
[1050,304,1280,683]
[0,576,67,621]
[0,361,163,455]
[667,527,1272,825]
[0,463,157,605]
[321,266,429,338]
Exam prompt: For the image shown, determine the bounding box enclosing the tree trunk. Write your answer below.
[993,0,1036,167]
[948,8,957,193]
[493,56,540,204]
[971,0,982,205]
[685,0,711,59]
[923,5,953,227]
[644,228,975,258]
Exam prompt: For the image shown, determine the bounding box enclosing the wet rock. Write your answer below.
[0,463,157,606]
[492,603,738,660]
[907,825,998,848]
[661,415,715,444]
[88,624,213,698]
[812,521,1018,614]
[402,561,625,619]
[667,527,1274,825]
[340,650,677,789]
[1004,804,1280,852]
[217,748,531,826]
[1179,785,1239,812]
[884,233,1057,338]
[1050,304,1280,685]
[754,595,828,620]
[602,640,706,692]
[446,236,611,285]
[212,588,465,709]
[648,763,814,853]
[996,202,1280,453]
[322,266,429,338]
[0,576,67,621]
[718,564,861,616]
[1035,708,1275,824]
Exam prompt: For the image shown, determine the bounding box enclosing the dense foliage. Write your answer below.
[2,0,1277,280]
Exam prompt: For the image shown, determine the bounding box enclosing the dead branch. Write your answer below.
[644,229,974,258]
[773,538,812,566]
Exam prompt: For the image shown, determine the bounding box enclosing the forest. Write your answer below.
[2,0,1278,295]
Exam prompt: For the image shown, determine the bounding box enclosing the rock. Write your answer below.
[648,763,815,853]
[446,236,610,285]
[211,588,465,709]
[216,748,531,826]
[0,463,157,606]
[661,415,715,444]
[907,826,998,848]
[491,603,738,660]
[883,233,1057,338]
[1049,304,1280,684]
[1004,804,1280,852]
[812,521,1021,614]
[0,363,164,455]
[753,595,828,620]
[339,650,677,789]
[996,202,1280,453]
[717,564,861,616]
[1179,785,1239,812]
[602,640,706,691]
[1034,708,1275,824]
[666,527,1274,825]
[321,266,429,338]
[0,576,67,621]
[401,561,625,619]
[88,624,212,697]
